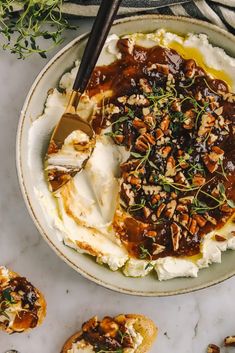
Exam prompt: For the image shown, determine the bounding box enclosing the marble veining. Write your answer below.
[0,18,235,353]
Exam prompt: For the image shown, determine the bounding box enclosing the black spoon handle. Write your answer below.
[73,0,122,93]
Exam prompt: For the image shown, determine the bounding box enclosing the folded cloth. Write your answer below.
[61,0,235,34]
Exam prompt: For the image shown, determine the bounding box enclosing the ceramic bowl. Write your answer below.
[16,15,235,296]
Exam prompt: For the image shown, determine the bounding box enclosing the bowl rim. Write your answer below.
[16,14,235,297]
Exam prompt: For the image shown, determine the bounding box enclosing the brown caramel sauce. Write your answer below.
[86,38,235,260]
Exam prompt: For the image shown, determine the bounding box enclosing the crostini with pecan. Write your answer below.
[61,314,157,353]
[0,266,46,333]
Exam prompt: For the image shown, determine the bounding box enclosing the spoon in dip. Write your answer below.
[45,0,122,192]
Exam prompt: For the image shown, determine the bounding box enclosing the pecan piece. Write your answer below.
[146,230,157,238]
[203,154,218,173]
[157,203,166,218]
[179,213,189,227]
[143,207,151,219]
[188,218,197,235]
[176,204,188,213]
[113,134,124,144]
[198,113,215,136]
[139,78,152,93]
[160,115,170,132]
[159,145,172,158]
[171,99,181,112]
[171,222,182,251]
[192,174,206,187]
[152,243,166,255]
[204,213,217,225]
[165,200,177,219]
[100,317,119,337]
[82,316,98,332]
[184,59,196,78]
[179,196,194,205]
[183,109,195,130]
[215,234,226,242]
[207,344,220,353]
[156,128,164,140]
[135,132,155,152]
[194,214,207,227]
[224,336,235,347]
[165,156,176,177]
[127,94,149,106]
[143,114,156,129]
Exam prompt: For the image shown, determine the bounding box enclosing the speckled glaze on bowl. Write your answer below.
[16,15,235,296]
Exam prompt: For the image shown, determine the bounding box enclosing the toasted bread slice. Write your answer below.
[61,314,157,353]
[0,266,46,333]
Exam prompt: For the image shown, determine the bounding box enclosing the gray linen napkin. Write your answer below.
[61,0,235,34]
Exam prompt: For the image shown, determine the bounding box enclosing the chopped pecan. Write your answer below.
[117,96,127,104]
[207,344,220,353]
[198,113,215,136]
[156,128,164,140]
[135,132,155,152]
[176,204,188,213]
[171,99,181,112]
[224,336,235,347]
[159,145,172,158]
[146,230,157,238]
[204,213,217,225]
[127,175,141,187]
[192,174,206,187]
[179,196,194,205]
[165,156,176,177]
[143,114,156,129]
[120,159,140,172]
[139,78,152,93]
[171,222,182,251]
[127,94,149,106]
[188,218,198,235]
[165,200,177,219]
[157,203,166,218]
[82,316,98,332]
[175,171,188,185]
[132,117,147,129]
[183,109,195,129]
[214,106,223,116]
[203,154,218,173]
[215,234,226,242]
[184,59,196,78]
[194,214,207,227]
[142,107,150,116]
[113,134,124,144]
[151,194,160,205]
[152,243,166,255]
[207,133,218,145]
[160,115,170,131]
[99,317,119,337]
[143,207,151,218]
[203,146,224,173]
[179,213,189,227]
[220,203,233,213]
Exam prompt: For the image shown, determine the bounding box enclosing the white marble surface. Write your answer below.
[1,18,235,353]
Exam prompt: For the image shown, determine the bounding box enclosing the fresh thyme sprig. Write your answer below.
[0,288,15,320]
[0,0,76,59]
[139,245,152,260]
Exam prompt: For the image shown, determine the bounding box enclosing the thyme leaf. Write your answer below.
[0,0,76,59]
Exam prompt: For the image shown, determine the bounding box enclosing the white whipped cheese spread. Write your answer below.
[28,30,235,281]
[68,340,95,353]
